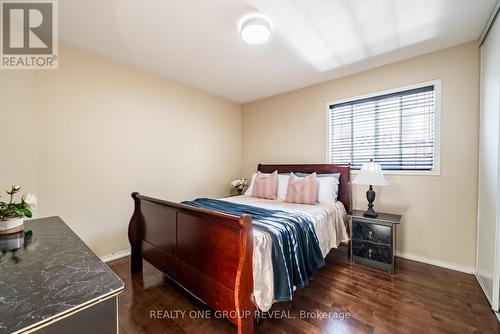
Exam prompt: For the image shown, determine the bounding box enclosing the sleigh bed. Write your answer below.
[128,164,351,334]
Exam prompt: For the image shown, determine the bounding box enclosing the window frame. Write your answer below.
[325,79,441,176]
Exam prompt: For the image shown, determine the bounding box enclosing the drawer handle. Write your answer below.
[368,231,373,240]
[368,249,373,258]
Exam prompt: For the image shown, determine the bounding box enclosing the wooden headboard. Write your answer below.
[257,163,352,214]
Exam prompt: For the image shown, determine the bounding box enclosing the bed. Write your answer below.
[128,164,351,334]
[220,195,349,311]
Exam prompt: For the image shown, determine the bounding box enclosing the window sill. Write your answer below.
[350,169,440,176]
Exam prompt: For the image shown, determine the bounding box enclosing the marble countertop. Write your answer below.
[0,217,124,334]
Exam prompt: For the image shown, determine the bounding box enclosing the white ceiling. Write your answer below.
[60,0,496,103]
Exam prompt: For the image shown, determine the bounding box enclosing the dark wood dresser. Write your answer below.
[349,210,401,273]
[0,217,124,334]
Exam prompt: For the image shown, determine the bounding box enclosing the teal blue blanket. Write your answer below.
[181,198,324,301]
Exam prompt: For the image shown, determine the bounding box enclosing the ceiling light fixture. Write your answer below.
[240,15,271,45]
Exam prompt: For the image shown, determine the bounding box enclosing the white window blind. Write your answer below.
[328,85,436,171]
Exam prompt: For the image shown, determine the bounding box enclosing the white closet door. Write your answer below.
[477,11,500,311]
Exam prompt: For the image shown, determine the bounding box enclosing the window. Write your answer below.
[327,81,440,174]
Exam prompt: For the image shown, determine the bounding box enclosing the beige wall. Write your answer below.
[33,45,241,257]
[0,72,38,215]
[1,42,480,270]
[242,42,480,271]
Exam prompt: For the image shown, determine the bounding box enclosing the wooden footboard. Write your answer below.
[128,192,255,334]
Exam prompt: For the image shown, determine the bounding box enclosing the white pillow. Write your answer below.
[244,173,257,196]
[276,174,290,201]
[316,177,339,204]
[245,173,290,200]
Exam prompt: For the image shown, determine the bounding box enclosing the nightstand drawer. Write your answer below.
[352,240,391,264]
[352,220,391,245]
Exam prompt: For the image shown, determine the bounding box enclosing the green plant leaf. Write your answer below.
[23,208,32,218]
[0,195,33,218]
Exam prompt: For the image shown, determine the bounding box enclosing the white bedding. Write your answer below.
[220,195,349,311]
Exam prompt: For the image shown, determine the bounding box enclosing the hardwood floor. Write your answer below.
[108,249,499,334]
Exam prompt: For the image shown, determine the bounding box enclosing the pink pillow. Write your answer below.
[286,172,318,205]
[252,171,278,200]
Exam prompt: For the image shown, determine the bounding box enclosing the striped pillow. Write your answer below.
[286,172,318,205]
[252,171,278,200]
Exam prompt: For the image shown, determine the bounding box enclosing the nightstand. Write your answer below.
[349,209,401,273]
[227,191,244,197]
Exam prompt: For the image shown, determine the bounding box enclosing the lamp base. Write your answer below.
[363,185,378,218]
[363,208,378,218]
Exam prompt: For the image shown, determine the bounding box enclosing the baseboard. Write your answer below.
[395,251,475,274]
[100,249,131,263]
[476,273,493,306]
[100,248,475,273]
[496,311,500,322]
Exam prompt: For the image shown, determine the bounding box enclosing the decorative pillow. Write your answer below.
[286,172,318,205]
[295,173,339,204]
[252,171,278,200]
[245,172,286,198]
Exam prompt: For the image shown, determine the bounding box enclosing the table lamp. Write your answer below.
[352,159,388,218]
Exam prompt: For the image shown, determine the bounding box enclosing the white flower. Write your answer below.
[231,178,248,188]
[22,193,37,209]
[13,185,21,191]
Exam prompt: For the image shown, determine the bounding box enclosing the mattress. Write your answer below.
[220,195,349,311]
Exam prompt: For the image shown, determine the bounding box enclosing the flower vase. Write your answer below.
[0,217,24,235]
